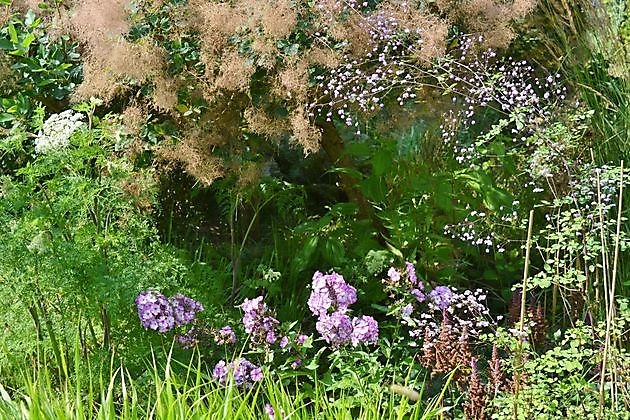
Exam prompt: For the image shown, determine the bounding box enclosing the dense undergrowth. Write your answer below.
[0,0,628,418]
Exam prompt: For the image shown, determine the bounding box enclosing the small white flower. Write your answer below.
[34,110,84,154]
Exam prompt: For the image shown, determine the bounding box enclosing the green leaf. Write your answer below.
[291,236,319,275]
[343,142,370,157]
[322,237,345,265]
[372,150,392,177]
[7,24,18,44]
[370,304,389,313]
[20,33,35,49]
[0,38,12,50]
[0,113,15,123]
[483,187,511,212]
[327,166,364,180]
[35,79,55,87]
[385,242,404,260]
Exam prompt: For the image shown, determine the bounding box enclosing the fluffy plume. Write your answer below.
[289,109,321,154]
[157,132,225,186]
[463,359,487,420]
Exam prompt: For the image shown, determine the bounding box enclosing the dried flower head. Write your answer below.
[463,358,487,419]
[419,315,473,385]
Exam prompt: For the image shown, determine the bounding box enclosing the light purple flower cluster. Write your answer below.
[309,271,378,348]
[410,288,426,303]
[214,326,237,345]
[443,201,520,254]
[443,213,500,253]
[351,316,379,346]
[170,293,204,325]
[405,261,418,284]
[384,264,497,348]
[136,291,204,333]
[428,286,454,310]
[135,291,175,333]
[388,267,401,282]
[307,271,357,316]
[212,358,263,388]
[571,164,621,218]
[316,312,354,348]
[279,336,289,349]
[241,296,279,344]
[439,35,564,155]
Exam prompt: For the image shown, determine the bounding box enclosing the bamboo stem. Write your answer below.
[513,209,535,420]
[598,160,624,418]
[596,167,610,321]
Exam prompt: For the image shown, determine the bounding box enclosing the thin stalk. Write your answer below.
[514,209,535,420]
[230,191,283,303]
[595,157,611,321]
[599,160,624,417]
[36,298,64,380]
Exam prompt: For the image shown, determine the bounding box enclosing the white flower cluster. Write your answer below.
[34,110,84,154]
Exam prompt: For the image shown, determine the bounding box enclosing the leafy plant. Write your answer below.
[0,9,81,125]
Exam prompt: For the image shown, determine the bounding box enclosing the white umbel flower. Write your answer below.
[34,110,85,154]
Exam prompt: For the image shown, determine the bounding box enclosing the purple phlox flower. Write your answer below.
[215,325,236,345]
[170,293,204,326]
[316,311,353,348]
[405,261,419,286]
[241,296,279,345]
[212,360,229,386]
[265,404,275,420]
[232,360,250,386]
[279,336,289,349]
[410,288,426,303]
[265,404,285,420]
[296,334,308,345]
[307,271,357,316]
[135,291,175,333]
[241,296,264,314]
[214,358,263,388]
[291,359,302,369]
[388,267,401,282]
[509,327,528,343]
[249,365,264,382]
[351,315,379,346]
[429,286,454,309]
[175,328,199,349]
[401,303,414,318]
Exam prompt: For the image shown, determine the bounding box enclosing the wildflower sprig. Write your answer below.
[384,263,499,349]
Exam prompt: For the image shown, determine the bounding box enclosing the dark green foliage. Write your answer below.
[0,10,81,124]
[0,108,190,380]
